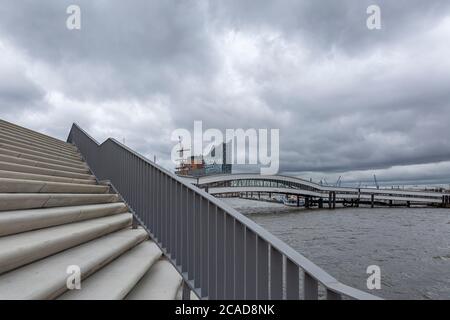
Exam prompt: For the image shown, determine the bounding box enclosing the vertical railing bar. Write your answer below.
[234,221,245,299]
[161,173,166,246]
[171,178,176,258]
[304,272,319,300]
[165,173,169,247]
[144,162,149,227]
[158,170,162,242]
[140,160,144,223]
[208,203,217,299]
[154,167,159,240]
[286,259,300,300]
[182,186,188,273]
[132,155,136,214]
[166,174,170,247]
[270,246,283,300]
[245,229,257,299]
[188,189,195,280]
[201,199,209,298]
[151,165,156,232]
[178,183,183,266]
[216,209,225,299]
[174,181,178,262]
[225,213,235,299]
[160,171,164,244]
[257,237,269,300]
[165,176,169,253]
[194,193,201,288]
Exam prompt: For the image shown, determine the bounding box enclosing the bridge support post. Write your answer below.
[297,196,300,207]
[319,198,323,208]
[389,200,393,207]
[328,192,332,209]
[305,197,310,208]
[371,194,374,208]
[357,189,361,207]
[332,192,336,209]
[258,192,261,200]
[407,201,411,208]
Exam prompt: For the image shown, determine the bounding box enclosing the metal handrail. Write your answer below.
[67,123,381,300]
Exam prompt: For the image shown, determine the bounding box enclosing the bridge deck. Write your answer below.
[192,174,447,205]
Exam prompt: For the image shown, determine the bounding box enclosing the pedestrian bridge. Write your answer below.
[184,174,449,207]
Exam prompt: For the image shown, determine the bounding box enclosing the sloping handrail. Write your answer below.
[67,123,381,300]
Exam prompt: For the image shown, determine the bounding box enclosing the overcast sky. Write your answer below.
[1,0,450,186]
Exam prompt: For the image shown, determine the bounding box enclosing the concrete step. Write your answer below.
[0,132,78,158]
[0,178,109,194]
[0,153,90,174]
[59,241,162,300]
[0,136,82,161]
[0,161,95,180]
[0,120,74,150]
[0,203,129,236]
[125,259,183,300]
[0,193,120,211]
[0,213,132,275]
[0,146,88,170]
[0,228,148,299]
[0,141,85,167]
[0,170,97,185]
[0,126,77,153]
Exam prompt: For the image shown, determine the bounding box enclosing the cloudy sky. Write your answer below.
[1,0,450,186]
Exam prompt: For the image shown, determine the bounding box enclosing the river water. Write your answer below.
[222,198,450,300]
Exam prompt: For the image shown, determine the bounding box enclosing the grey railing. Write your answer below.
[67,123,381,300]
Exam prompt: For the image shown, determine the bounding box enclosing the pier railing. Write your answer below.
[68,123,381,300]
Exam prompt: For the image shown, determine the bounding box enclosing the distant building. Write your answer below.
[175,142,232,177]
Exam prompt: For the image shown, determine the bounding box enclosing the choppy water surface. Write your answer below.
[222,198,450,300]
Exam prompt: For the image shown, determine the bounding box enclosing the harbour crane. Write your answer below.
[373,174,379,189]
[335,176,342,187]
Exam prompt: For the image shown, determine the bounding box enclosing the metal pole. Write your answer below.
[332,192,336,209]
[328,192,332,209]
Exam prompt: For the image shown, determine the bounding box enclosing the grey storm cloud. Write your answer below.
[0,0,450,185]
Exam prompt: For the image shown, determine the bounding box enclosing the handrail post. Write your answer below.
[182,281,191,300]
[326,289,342,300]
[304,272,318,300]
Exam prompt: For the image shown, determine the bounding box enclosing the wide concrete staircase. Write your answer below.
[0,119,184,300]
